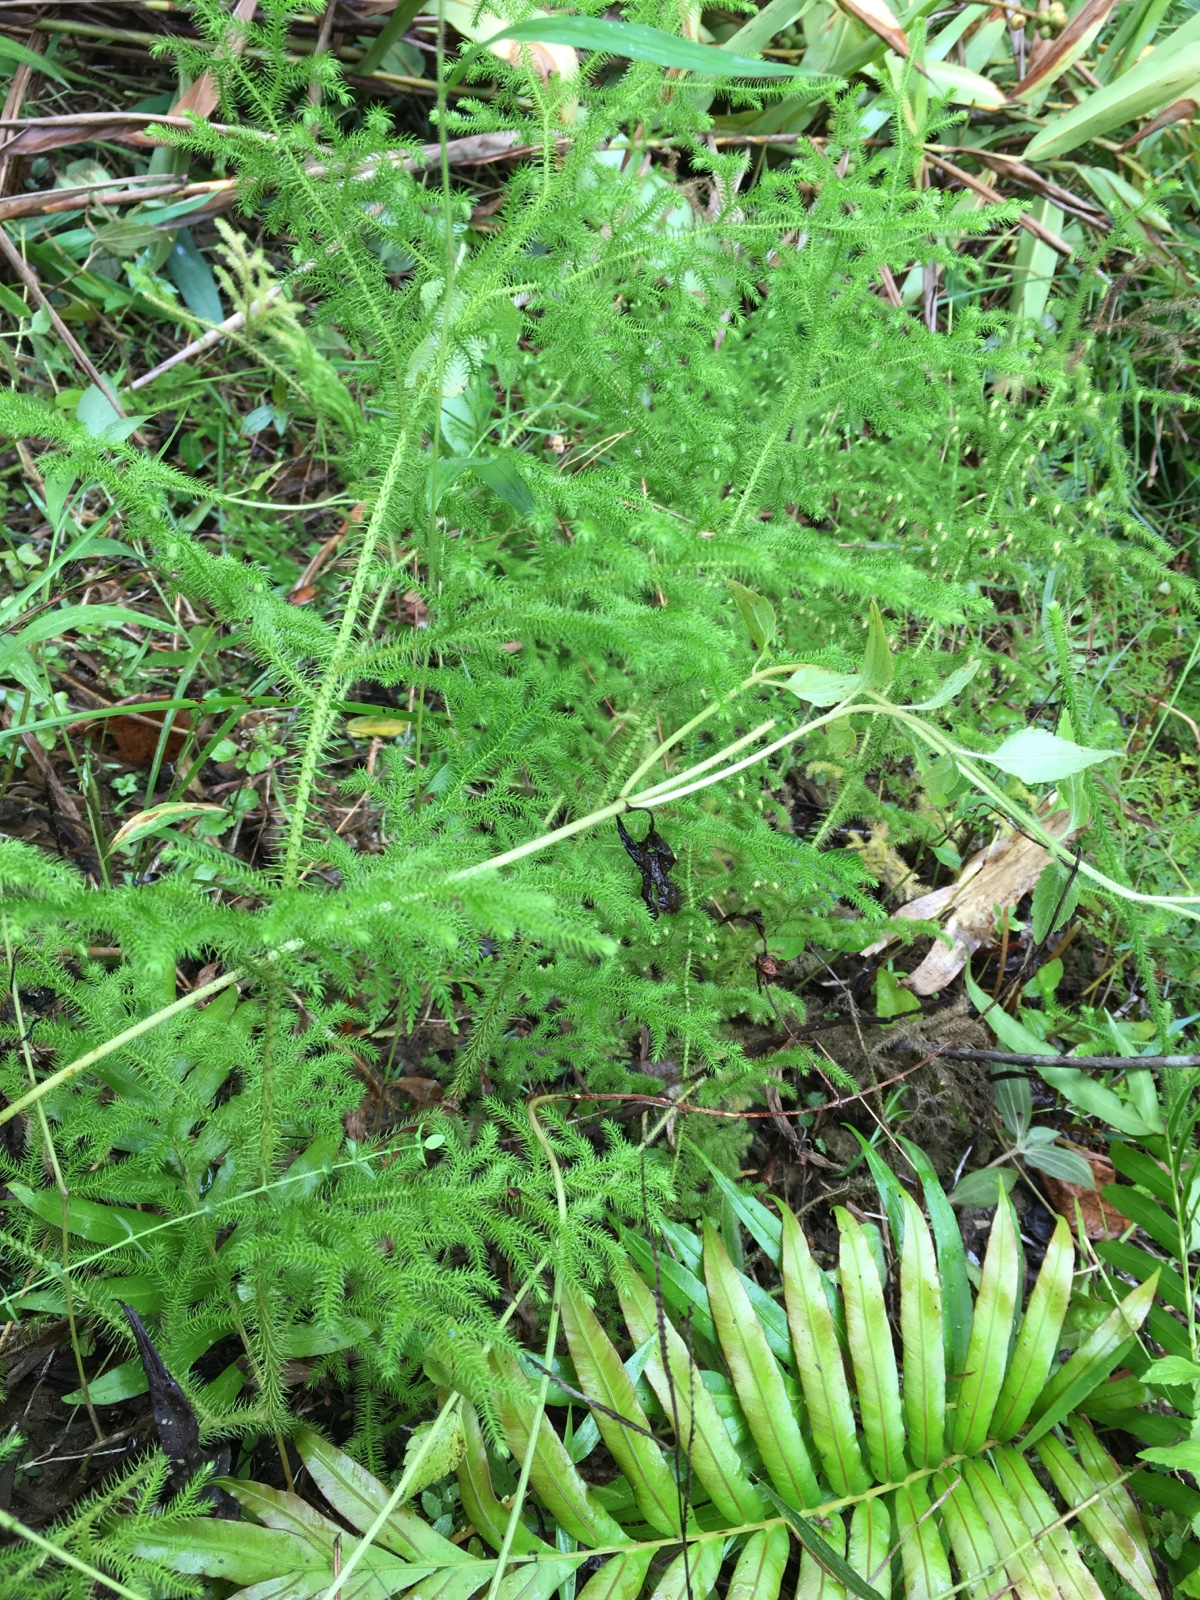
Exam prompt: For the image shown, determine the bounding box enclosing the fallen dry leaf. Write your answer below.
[1041,1152,1127,1239]
[863,808,1074,996]
[73,702,192,763]
[395,1076,445,1105]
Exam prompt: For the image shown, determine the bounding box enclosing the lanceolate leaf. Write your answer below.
[727,1525,791,1600]
[898,1192,945,1469]
[951,1195,1018,1455]
[482,16,828,78]
[1024,1275,1159,1446]
[990,1216,1073,1441]
[894,1477,954,1599]
[994,1448,1105,1600]
[899,1138,972,1375]
[702,1222,823,1509]
[780,1206,871,1497]
[762,1488,886,1600]
[837,1209,906,1486]
[1039,1420,1160,1600]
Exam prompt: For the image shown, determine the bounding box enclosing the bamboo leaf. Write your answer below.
[1024,40,1200,159]
[780,1204,871,1497]
[990,1214,1073,1441]
[702,1221,823,1509]
[898,1192,945,1469]
[561,1286,683,1535]
[951,1197,1019,1455]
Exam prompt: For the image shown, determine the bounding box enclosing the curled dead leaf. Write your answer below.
[863,808,1074,995]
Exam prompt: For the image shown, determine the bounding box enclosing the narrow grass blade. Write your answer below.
[618,1268,767,1524]
[990,1214,1073,1441]
[898,1191,944,1469]
[951,1197,1018,1454]
[1038,1420,1162,1600]
[836,1208,906,1486]
[893,1476,954,1600]
[1023,1275,1158,1446]
[780,1205,871,1496]
[561,1286,683,1535]
[764,1488,885,1600]
[702,1221,822,1509]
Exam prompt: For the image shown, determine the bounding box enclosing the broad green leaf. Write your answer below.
[860,600,894,691]
[899,1192,945,1468]
[907,657,980,710]
[3,603,180,654]
[483,16,828,77]
[899,1138,971,1375]
[1024,1275,1158,1446]
[1024,1144,1098,1185]
[1107,1140,1174,1203]
[836,1209,906,1485]
[491,1349,631,1548]
[963,966,1054,1058]
[952,1198,1018,1454]
[8,1182,164,1245]
[1009,199,1063,327]
[960,1458,1060,1600]
[874,966,920,1019]
[472,458,537,516]
[1031,859,1081,945]
[1141,1440,1200,1476]
[726,1525,790,1600]
[948,1166,1017,1207]
[993,1447,1105,1600]
[990,1216,1073,1441]
[618,1269,767,1524]
[1025,40,1200,160]
[763,1489,885,1600]
[1039,1067,1160,1138]
[780,1204,870,1498]
[702,1222,822,1509]
[561,1286,683,1534]
[923,59,1006,106]
[785,665,863,705]
[166,228,223,324]
[894,1477,954,1600]
[1140,1355,1200,1385]
[728,580,777,652]
[129,1519,327,1583]
[980,727,1115,783]
[1040,1419,1161,1600]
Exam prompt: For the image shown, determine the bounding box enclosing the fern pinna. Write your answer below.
[128,1183,1160,1600]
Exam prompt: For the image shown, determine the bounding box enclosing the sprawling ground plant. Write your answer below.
[2,0,1199,1588]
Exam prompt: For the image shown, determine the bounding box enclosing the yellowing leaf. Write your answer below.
[109,802,226,851]
[346,716,412,738]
